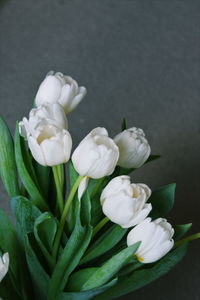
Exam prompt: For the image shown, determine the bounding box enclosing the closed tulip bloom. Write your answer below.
[0,253,9,282]
[114,127,151,169]
[27,123,72,166]
[127,218,174,263]
[100,176,152,228]
[72,127,119,179]
[35,71,87,114]
[19,103,68,139]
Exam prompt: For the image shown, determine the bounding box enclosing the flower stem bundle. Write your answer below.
[0,71,199,300]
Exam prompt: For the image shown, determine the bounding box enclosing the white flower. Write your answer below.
[127,218,174,263]
[0,253,9,282]
[100,176,152,228]
[72,127,119,179]
[19,103,68,140]
[35,71,87,114]
[27,123,72,166]
[114,127,151,169]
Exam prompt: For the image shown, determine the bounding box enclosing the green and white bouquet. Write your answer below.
[0,71,199,300]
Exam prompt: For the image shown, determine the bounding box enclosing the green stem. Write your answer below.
[90,177,105,199]
[52,166,64,215]
[92,216,109,238]
[52,175,84,260]
[174,232,200,248]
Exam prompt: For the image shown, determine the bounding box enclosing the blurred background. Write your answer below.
[0,0,200,299]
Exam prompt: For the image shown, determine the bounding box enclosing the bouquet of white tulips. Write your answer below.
[0,71,199,300]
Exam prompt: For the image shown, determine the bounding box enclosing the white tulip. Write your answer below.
[114,127,151,168]
[27,123,72,166]
[19,103,68,140]
[72,127,119,179]
[127,218,174,263]
[35,71,87,114]
[100,176,152,228]
[0,253,9,282]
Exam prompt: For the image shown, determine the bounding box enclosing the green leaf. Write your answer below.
[0,208,21,288]
[25,233,50,300]
[174,223,192,241]
[0,203,34,300]
[149,183,176,219]
[48,221,93,299]
[81,242,141,291]
[34,212,57,268]
[0,117,20,197]
[68,161,79,232]
[121,118,127,131]
[80,225,127,265]
[93,243,188,300]
[67,268,98,291]
[33,161,51,199]
[11,196,41,245]
[81,190,91,226]
[14,124,48,211]
[57,279,117,300]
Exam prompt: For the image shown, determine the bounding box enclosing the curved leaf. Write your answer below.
[149,183,176,219]
[93,243,188,300]
[80,225,127,265]
[57,279,117,300]
[14,125,48,211]
[81,242,140,291]
[0,117,20,197]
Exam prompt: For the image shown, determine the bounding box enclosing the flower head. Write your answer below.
[19,103,67,140]
[72,127,119,179]
[127,218,174,263]
[35,71,87,114]
[114,127,151,169]
[100,175,152,228]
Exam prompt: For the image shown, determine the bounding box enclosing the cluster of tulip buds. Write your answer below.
[0,70,175,282]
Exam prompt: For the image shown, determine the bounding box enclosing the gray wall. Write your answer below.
[0,1,200,299]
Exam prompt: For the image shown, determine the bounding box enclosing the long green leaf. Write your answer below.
[149,183,176,219]
[0,117,20,197]
[11,196,41,245]
[68,161,79,232]
[174,223,192,241]
[14,125,48,210]
[57,279,117,300]
[80,190,91,226]
[93,243,188,300]
[81,242,140,291]
[80,225,127,265]
[25,233,50,300]
[34,213,57,268]
[49,221,92,299]
[33,161,50,199]
[0,208,21,290]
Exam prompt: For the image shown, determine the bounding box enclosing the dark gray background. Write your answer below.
[0,0,200,299]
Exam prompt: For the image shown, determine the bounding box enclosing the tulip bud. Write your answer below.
[0,253,9,282]
[127,218,174,263]
[26,124,72,166]
[19,103,68,140]
[35,71,87,114]
[72,127,119,179]
[100,176,152,228]
[114,127,151,169]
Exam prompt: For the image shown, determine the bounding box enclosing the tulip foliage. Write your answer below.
[0,72,199,300]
